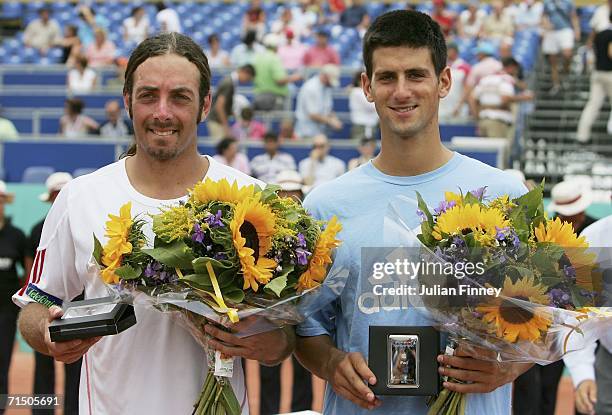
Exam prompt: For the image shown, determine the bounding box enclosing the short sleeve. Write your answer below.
[12,185,83,308]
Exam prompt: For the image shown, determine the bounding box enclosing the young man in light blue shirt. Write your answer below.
[294,10,532,415]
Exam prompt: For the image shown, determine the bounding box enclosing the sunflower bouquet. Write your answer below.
[385,185,610,415]
[92,178,342,415]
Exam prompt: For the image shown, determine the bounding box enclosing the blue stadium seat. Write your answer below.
[73,167,97,177]
[2,2,23,19]
[22,166,55,183]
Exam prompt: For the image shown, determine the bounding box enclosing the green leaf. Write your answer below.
[264,276,287,298]
[192,257,233,274]
[181,273,213,287]
[92,234,103,265]
[142,240,196,269]
[513,185,544,221]
[223,286,245,303]
[463,192,480,206]
[221,382,242,415]
[260,184,281,203]
[115,264,142,280]
[415,192,434,226]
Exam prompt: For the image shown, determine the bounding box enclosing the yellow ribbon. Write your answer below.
[175,265,239,323]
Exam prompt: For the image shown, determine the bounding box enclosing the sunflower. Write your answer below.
[191,178,257,205]
[476,276,551,342]
[432,204,510,245]
[534,217,597,288]
[230,196,277,291]
[101,202,134,284]
[297,216,342,292]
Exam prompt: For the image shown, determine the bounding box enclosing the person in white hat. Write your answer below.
[27,171,80,413]
[276,169,307,201]
[548,180,597,234]
[0,180,27,403]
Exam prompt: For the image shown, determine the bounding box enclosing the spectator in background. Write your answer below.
[155,1,182,33]
[295,64,342,139]
[207,34,230,69]
[541,0,580,94]
[431,0,456,38]
[242,0,267,41]
[27,172,82,415]
[348,71,378,139]
[303,30,340,67]
[59,25,81,66]
[576,5,612,142]
[340,0,367,27]
[278,118,298,141]
[470,57,533,139]
[440,42,472,120]
[299,134,345,188]
[208,64,256,139]
[60,98,99,138]
[271,7,302,42]
[357,13,371,39]
[123,6,150,45]
[480,0,515,46]
[231,107,266,141]
[292,0,319,39]
[214,137,251,175]
[0,107,19,140]
[230,30,265,67]
[253,34,302,111]
[67,55,97,94]
[77,5,109,48]
[0,181,27,408]
[86,28,116,68]
[348,137,377,170]
[514,0,544,31]
[548,180,597,234]
[101,100,132,138]
[457,0,486,41]
[23,7,61,54]
[453,42,502,116]
[251,132,297,183]
[278,30,308,71]
[275,169,307,201]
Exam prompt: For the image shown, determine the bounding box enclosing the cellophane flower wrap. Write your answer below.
[91,178,343,415]
[384,185,611,415]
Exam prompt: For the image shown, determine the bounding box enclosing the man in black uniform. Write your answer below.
[0,181,27,413]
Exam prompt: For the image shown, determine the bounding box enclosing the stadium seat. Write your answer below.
[21,166,55,183]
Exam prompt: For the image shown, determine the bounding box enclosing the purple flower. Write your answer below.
[563,265,576,283]
[214,252,227,261]
[205,210,224,228]
[297,233,307,248]
[469,187,487,200]
[434,200,457,216]
[549,287,572,308]
[416,209,426,222]
[144,261,163,278]
[451,236,465,247]
[191,223,206,244]
[296,248,311,266]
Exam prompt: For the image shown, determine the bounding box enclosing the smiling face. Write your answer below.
[361,46,451,141]
[124,53,211,161]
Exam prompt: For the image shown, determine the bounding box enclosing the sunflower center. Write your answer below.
[241,221,259,261]
[499,296,534,324]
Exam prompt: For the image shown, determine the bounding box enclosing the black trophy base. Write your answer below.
[49,297,136,342]
[369,326,440,396]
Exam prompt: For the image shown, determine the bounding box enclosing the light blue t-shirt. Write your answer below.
[297,152,527,415]
[543,0,575,30]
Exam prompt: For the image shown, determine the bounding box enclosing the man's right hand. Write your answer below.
[325,349,381,410]
[575,379,597,415]
[42,306,101,364]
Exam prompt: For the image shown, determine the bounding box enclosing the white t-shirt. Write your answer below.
[67,68,97,94]
[13,156,257,415]
[472,73,515,123]
[348,87,378,128]
[590,5,611,33]
[123,16,150,44]
[156,8,182,33]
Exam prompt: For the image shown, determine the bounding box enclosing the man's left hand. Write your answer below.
[437,344,533,394]
[204,317,295,366]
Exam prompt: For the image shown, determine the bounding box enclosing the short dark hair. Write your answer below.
[123,32,211,122]
[239,64,256,78]
[216,137,237,155]
[66,98,84,114]
[240,107,254,121]
[207,33,219,45]
[501,57,519,68]
[263,131,278,142]
[362,10,447,79]
[131,6,144,16]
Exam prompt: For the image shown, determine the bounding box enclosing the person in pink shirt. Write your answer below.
[303,30,340,67]
[86,28,116,68]
[230,107,267,141]
[213,137,251,175]
[278,30,308,71]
